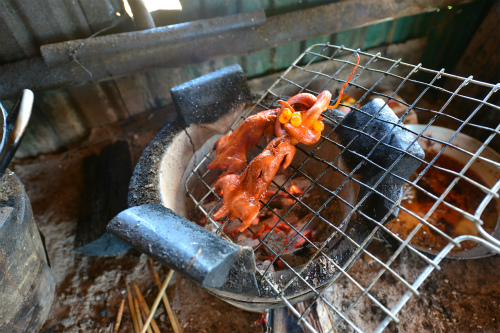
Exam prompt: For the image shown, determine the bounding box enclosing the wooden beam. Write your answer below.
[452,1,500,84]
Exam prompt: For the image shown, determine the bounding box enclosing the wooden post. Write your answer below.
[74,140,134,255]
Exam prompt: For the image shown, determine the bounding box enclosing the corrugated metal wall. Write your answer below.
[0,0,491,157]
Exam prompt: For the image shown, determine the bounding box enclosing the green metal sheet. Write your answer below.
[421,2,490,71]
[363,19,393,50]
[334,26,368,51]
[273,41,303,70]
[242,49,274,78]
[237,0,270,12]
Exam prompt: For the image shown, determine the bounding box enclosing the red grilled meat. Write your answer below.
[212,136,296,231]
[207,109,278,175]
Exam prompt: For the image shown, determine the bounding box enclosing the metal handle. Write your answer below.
[107,203,258,294]
[0,89,33,177]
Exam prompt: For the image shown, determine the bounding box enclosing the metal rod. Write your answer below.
[40,9,266,67]
[127,0,155,30]
[0,89,33,177]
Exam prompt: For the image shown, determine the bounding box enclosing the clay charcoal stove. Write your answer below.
[108,46,500,333]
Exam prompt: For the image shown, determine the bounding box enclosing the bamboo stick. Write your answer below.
[126,285,140,333]
[133,283,161,333]
[138,303,153,333]
[113,298,126,333]
[149,259,183,333]
[134,297,144,332]
[140,270,174,333]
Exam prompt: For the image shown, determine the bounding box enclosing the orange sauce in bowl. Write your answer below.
[386,153,498,253]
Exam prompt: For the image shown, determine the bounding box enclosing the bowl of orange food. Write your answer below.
[386,125,500,259]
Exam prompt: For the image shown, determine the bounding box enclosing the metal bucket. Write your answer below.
[0,91,55,332]
[0,170,55,332]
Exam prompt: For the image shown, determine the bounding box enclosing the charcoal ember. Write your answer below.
[268,174,312,196]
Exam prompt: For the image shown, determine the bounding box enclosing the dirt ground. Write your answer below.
[10,105,500,333]
[14,107,262,333]
[323,241,500,333]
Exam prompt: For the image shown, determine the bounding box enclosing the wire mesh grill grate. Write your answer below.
[185,44,500,333]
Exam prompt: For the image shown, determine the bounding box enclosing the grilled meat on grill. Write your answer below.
[210,53,360,231]
[213,136,296,231]
[208,109,278,175]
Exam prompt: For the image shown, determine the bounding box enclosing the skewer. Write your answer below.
[126,284,140,333]
[134,297,145,332]
[133,283,161,333]
[141,269,175,333]
[149,259,183,333]
[137,300,153,333]
[113,298,125,333]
